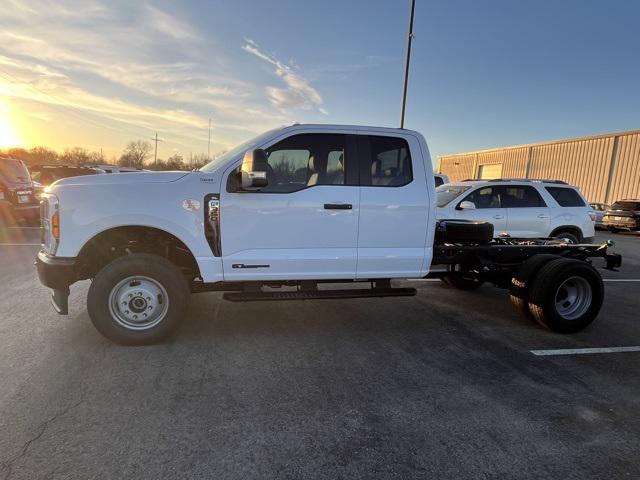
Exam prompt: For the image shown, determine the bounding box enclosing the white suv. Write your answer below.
[436,179,596,243]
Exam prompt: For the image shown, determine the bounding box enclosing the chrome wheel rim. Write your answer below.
[554,276,592,320]
[108,276,169,330]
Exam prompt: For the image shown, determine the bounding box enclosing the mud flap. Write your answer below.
[51,288,69,315]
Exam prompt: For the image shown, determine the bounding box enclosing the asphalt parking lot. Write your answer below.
[1,227,639,479]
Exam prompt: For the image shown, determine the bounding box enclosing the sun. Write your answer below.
[0,100,21,148]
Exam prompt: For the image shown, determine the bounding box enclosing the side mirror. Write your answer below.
[457,200,476,210]
[240,149,268,190]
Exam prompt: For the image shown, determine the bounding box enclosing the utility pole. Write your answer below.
[400,0,416,129]
[150,132,163,167]
[207,119,212,160]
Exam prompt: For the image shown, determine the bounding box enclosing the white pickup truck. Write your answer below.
[36,124,621,345]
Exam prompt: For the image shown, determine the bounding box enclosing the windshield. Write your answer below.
[0,159,31,183]
[436,184,470,207]
[611,201,640,211]
[199,128,281,173]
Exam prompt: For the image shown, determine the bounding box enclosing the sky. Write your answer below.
[0,0,638,163]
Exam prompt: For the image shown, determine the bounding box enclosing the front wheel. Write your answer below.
[87,253,190,345]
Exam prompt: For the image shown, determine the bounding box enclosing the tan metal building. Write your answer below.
[437,129,640,204]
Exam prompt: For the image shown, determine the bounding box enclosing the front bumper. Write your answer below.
[35,250,78,315]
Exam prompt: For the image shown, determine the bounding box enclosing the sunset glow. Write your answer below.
[0,100,21,148]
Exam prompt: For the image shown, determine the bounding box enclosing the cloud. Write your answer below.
[242,39,328,114]
[0,1,295,154]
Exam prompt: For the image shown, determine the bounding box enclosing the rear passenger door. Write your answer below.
[455,186,508,234]
[502,185,550,237]
[356,134,430,278]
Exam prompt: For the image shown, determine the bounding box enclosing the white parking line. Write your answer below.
[410,278,640,282]
[531,346,640,356]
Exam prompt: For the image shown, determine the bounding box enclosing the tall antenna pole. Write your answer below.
[207,118,211,160]
[400,0,416,129]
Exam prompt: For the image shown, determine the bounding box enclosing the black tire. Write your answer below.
[440,271,484,290]
[436,219,493,244]
[87,253,190,345]
[527,258,604,333]
[609,227,619,233]
[509,254,561,320]
[552,232,580,244]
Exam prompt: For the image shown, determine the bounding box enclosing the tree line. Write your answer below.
[0,140,220,171]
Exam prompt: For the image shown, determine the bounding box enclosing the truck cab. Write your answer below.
[36,125,436,343]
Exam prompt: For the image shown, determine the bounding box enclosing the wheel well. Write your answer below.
[76,226,200,280]
[550,226,582,241]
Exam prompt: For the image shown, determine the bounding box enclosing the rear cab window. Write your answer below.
[360,136,413,187]
[545,187,586,207]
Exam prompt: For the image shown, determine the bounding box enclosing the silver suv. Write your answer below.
[436,179,596,243]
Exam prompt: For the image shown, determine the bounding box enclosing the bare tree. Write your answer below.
[28,146,59,166]
[163,153,185,170]
[119,140,152,168]
[86,151,106,165]
[60,147,90,166]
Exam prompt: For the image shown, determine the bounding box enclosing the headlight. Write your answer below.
[40,196,59,254]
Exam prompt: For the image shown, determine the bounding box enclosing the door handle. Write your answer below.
[493,215,504,219]
[537,214,549,219]
[324,203,352,210]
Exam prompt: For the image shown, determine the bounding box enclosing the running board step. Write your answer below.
[223,287,417,302]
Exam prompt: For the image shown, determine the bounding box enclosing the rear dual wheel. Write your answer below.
[511,257,604,333]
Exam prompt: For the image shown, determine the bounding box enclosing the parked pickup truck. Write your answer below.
[36,124,621,345]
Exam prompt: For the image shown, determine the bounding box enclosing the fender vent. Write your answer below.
[204,193,221,256]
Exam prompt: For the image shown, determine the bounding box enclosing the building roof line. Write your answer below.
[439,128,640,159]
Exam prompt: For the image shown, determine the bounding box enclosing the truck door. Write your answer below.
[356,134,430,278]
[502,185,550,237]
[455,185,508,234]
[219,133,360,281]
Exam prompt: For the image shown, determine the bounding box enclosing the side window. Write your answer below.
[502,186,546,208]
[266,149,310,188]
[230,134,348,193]
[362,136,412,187]
[545,187,586,207]
[434,176,444,187]
[463,186,502,208]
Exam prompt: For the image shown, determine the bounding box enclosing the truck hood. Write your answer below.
[50,171,190,188]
